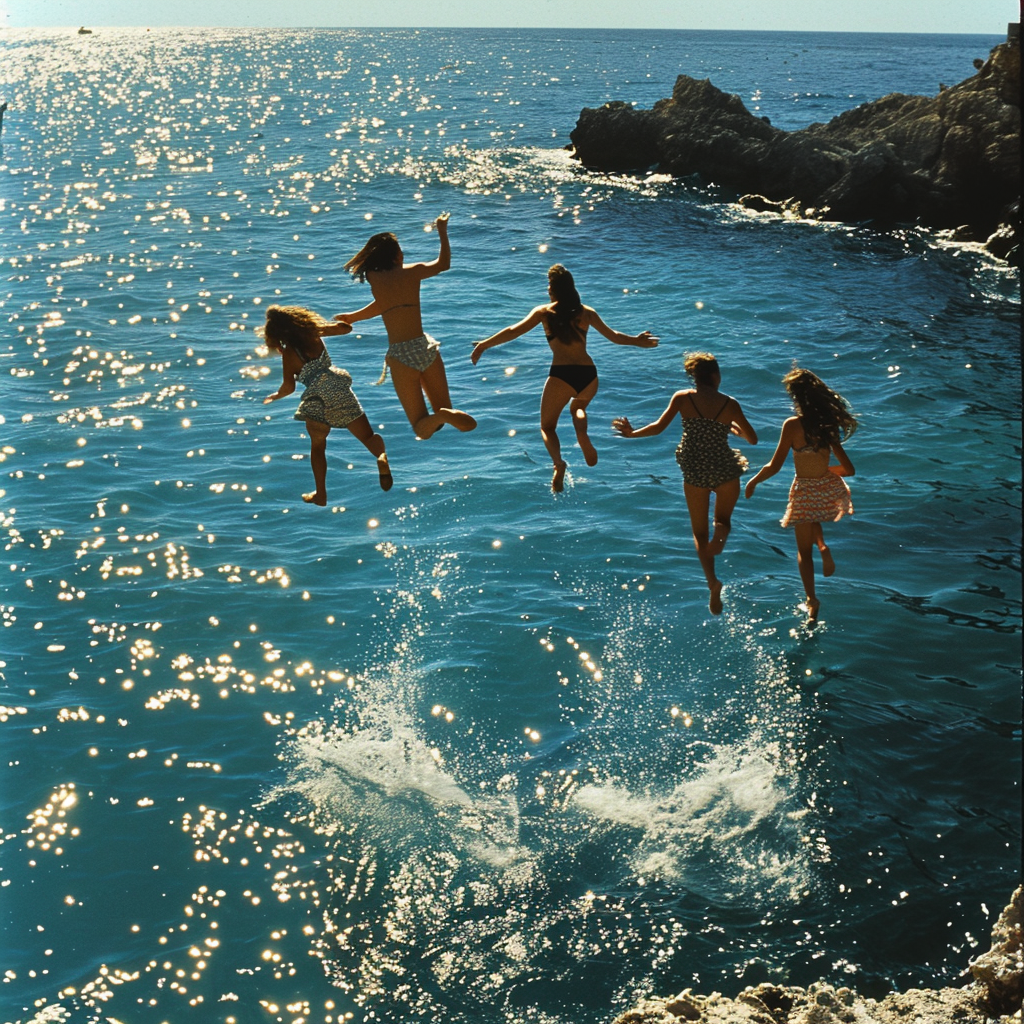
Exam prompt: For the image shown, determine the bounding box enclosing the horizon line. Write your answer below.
[2,24,1011,35]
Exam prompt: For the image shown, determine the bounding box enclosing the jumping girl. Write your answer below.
[472,264,658,492]
[334,213,477,440]
[613,352,757,615]
[262,305,393,504]
[745,367,857,621]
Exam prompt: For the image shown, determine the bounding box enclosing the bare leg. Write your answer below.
[708,478,740,556]
[794,522,819,619]
[569,377,600,467]
[683,482,722,614]
[346,414,392,491]
[812,522,835,576]
[303,421,330,505]
[420,355,476,434]
[390,358,475,439]
[540,376,574,491]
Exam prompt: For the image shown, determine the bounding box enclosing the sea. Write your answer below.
[0,26,1019,1024]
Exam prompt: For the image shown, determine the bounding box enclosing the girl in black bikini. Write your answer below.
[472,264,658,492]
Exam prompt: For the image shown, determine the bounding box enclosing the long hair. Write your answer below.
[546,264,584,341]
[683,351,719,385]
[345,232,402,281]
[783,367,858,449]
[262,305,325,361]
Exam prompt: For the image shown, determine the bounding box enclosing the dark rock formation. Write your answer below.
[570,42,1021,263]
[609,886,1022,1024]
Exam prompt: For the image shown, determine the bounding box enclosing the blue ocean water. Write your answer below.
[0,26,1019,1024]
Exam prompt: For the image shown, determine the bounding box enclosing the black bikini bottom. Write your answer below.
[548,363,597,394]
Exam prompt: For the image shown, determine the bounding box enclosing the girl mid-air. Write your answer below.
[262,305,393,504]
[613,352,757,615]
[745,367,857,621]
[334,212,476,440]
[472,263,658,492]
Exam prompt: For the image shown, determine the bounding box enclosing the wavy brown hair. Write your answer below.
[345,232,402,281]
[783,367,858,449]
[683,351,720,385]
[262,305,326,360]
[546,264,584,342]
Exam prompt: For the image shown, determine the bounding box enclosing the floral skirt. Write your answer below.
[781,474,853,527]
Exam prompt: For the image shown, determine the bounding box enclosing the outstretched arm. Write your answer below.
[587,307,659,348]
[333,298,382,325]
[471,306,547,364]
[745,419,796,498]
[414,212,452,280]
[612,392,685,439]
[319,321,353,337]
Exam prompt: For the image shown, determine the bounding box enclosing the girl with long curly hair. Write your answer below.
[262,304,392,504]
[745,367,857,620]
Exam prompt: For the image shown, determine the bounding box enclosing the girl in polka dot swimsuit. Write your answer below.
[613,352,758,616]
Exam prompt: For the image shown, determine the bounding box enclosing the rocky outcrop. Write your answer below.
[610,887,1022,1024]
[570,42,1021,262]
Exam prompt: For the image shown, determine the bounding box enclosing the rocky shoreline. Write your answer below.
[609,887,1022,1024]
[569,41,1020,264]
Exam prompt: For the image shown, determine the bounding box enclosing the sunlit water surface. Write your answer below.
[0,27,1019,1024]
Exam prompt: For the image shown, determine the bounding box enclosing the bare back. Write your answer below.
[541,305,594,366]
[790,418,834,478]
[366,266,426,343]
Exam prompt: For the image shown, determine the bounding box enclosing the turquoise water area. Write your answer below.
[0,27,1019,1024]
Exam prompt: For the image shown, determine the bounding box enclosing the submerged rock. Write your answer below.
[609,887,1022,1023]
[570,42,1021,261]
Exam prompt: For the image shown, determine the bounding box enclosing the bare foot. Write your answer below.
[805,596,820,621]
[376,454,393,491]
[302,491,327,506]
[441,408,477,432]
[551,461,567,493]
[820,545,835,577]
[708,580,723,616]
[578,434,598,467]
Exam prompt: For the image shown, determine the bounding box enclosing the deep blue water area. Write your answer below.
[0,26,1019,1024]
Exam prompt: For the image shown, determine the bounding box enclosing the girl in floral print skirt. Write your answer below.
[745,367,857,621]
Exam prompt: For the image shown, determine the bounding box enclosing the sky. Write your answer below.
[0,0,1018,33]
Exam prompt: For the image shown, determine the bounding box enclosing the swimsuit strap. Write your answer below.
[381,303,417,316]
[690,394,730,420]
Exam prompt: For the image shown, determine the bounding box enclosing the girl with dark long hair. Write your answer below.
[472,264,658,491]
[334,213,476,440]
[745,367,857,620]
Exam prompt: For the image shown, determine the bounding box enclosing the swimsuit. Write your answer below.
[781,448,853,526]
[378,333,441,384]
[548,363,597,393]
[674,396,748,489]
[293,347,365,429]
[545,318,595,394]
